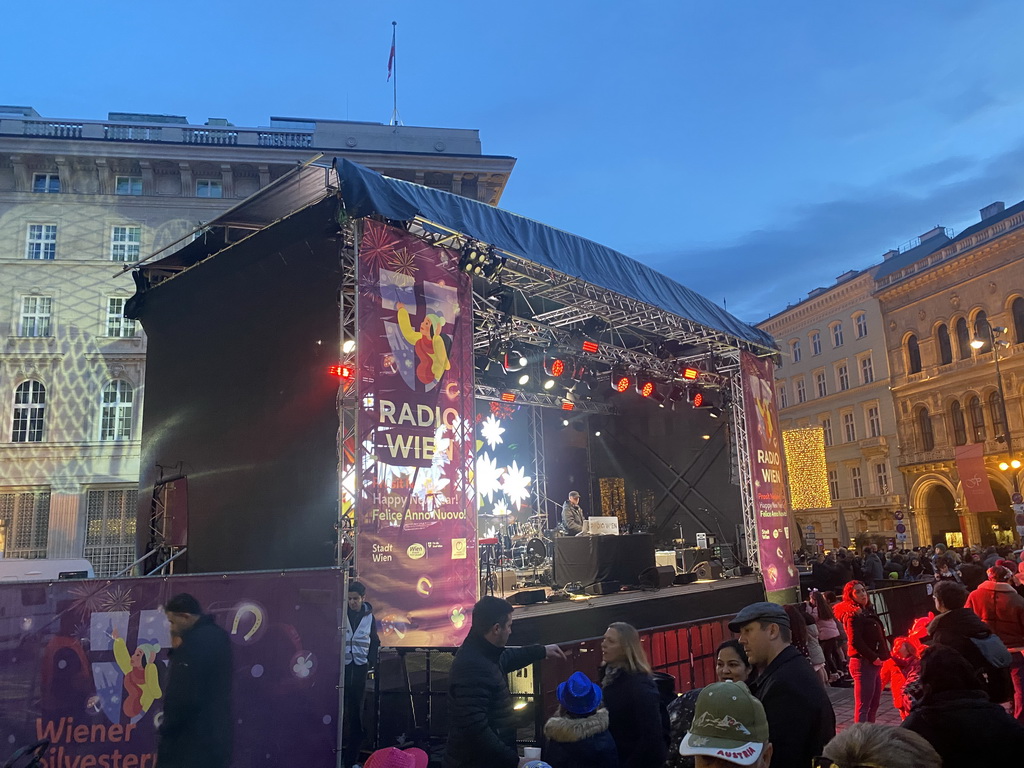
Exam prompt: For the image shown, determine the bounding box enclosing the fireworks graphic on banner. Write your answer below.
[359,224,399,270]
[386,247,418,277]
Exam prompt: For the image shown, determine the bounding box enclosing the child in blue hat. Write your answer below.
[543,671,619,768]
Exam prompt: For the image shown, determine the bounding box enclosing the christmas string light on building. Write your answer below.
[782,427,831,510]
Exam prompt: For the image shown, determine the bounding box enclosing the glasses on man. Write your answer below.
[812,759,884,768]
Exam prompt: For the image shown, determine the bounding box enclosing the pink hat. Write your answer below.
[364,747,428,768]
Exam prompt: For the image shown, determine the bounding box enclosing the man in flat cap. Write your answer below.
[729,602,834,768]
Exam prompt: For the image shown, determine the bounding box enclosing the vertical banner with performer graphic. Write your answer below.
[356,219,476,647]
[740,351,799,602]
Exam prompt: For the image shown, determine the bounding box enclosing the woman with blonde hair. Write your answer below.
[599,622,667,767]
[819,723,940,768]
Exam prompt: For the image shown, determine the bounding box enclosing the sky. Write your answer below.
[5,1,1024,324]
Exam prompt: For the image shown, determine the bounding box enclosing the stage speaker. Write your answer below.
[482,568,518,594]
[585,580,621,596]
[674,572,698,585]
[727,565,754,577]
[509,588,547,605]
[163,477,189,547]
[693,561,724,580]
[678,547,711,572]
[639,565,675,589]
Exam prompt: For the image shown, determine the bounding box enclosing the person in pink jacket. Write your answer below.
[967,566,1024,722]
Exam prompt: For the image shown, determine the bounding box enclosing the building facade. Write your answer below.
[0,106,514,574]
[876,202,1024,548]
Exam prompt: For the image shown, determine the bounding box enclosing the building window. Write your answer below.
[950,400,968,446]
[937,324,953,365]
[811,332,822,356]
[851,466,863,498]
[815,371,827,398]
[100,381,134,441]
[955,317,971,360]
[84,487,138,577]
[18,296,53,337]
[828,469,839,501]
[796,378,807,404]
[905,335,921,374]
[12,381,46,442]
[196,179,223,198]
[110,226,141,262]
[855,313,868,338]
[968,395,986,443]
[874,462,890,495]
[779,383,789,409]
[106,297,137,337]
[791,340,801,363]
[973,311,992,353]
[831,322,844,347]
[822,418,833,447]
[867,405,881,438]
[32,173,61,193]
[860,355,875,384]
[837,364,850,391]
[0,489,50,558]
[1013,297,1024,345]
[843,411,856,442]
[115,176,143,196]
[25,224,57,260]
[917,407,935,451]
[990,391,1007,442]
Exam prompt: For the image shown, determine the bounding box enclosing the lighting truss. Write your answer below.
[475,384,616,414]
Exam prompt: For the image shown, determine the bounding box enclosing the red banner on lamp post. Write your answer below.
[955,444,999,513]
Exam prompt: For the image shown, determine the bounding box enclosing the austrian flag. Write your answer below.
[387,27,396,81]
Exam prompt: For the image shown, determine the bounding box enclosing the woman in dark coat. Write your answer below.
[543,671,619,768]
[599,622,668,768]
[833,580,890,722]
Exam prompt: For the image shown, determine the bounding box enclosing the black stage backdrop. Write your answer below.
[132,200,343,572]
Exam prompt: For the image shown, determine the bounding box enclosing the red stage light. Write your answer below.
[682,367,699,380]
[581,340,599,354]
[330,364,354,380]
[561,401,575,411]
[692,391,704,408]
[544,356,567,378]
[639,381,655,398]
[501,392,516,402]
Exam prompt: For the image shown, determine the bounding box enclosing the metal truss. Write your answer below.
[726,360,760,571]
[529,407,550,523]
[338,215,358,570]
[475,384,616,414]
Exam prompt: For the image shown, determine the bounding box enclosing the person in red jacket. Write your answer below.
[880,636,920,719]
[966,566,1024,723]
[834,581,890,722]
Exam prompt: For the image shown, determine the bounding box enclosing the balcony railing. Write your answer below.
[183,128,238,146]
[24,120,82,138]
[257,131,313,148]
[104,124,163,142]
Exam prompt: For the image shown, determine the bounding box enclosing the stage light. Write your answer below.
[594,430,602,437]
[561,401,575,411]
[501,392,516,402]
[701,434,710,440]
[342,339,355,354]
[518,372,530,386]
[708,406,723,419]
[543,378,556,390]
[687,385,704,408]
[329,364,354,381]
[610,367,631,393]
[681,367,699,381]
[502,347,528,372]
[562,419,569,426]
[544,356,567,378]
[581,340,599,354]
[636,376,657,398]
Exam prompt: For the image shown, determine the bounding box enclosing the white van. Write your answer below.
[0,558,94,582]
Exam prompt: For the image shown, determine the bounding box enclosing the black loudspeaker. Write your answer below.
[639,565,675,589]
[509,588,547,605]
[585,580,621,596]
[693,561,724,580]
[674,572,699,585]
[678,547,712,572]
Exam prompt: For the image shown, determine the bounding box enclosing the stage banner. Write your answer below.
[0,570,342,768]
[356,219,476,648]
[740,351,799,601]
[955,443,998,513]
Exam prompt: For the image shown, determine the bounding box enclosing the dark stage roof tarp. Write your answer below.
[335,159,776,350]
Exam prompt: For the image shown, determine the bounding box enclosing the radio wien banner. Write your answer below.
[356,219,476,647]
[740,351,799,600]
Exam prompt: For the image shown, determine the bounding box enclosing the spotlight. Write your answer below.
[518,372,530,386]
[562,419,570,427]
[581,340,599,354]
[594,430,601,437]
[543,378,556,390]
[681,367,699,381]
[610,367,631,393]
[459,244,505,279]
[561,401,575,411]
[687,385,704,408]
[708,406,723,419]
[636,376,657,398]
[502,347,528,372]
[544,355,568,378]
[342,339,355,354]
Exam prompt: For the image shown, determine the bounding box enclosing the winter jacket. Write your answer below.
[748,645,835,768]
[810,604,840,642]
[880,650,919,716]
[443,633,546,768]
[924,607,991,672]
[665,688,701,768]
[600,666,668,768]
[966,580,1024,648]
[834,600,890,663]
[862,553,883,585]
[902,688,1024,764]
[805,622,826,666]
[959,562,987,591]
[157,614,233,768]
[543,708,619,768]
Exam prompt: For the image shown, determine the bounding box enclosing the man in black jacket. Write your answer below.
[443,596,566,768]
[731,602,835,768]
[158,593,233,768]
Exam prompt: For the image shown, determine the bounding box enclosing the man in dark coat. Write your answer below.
[731,602,835,768]
[925,580,991,671]
[443,596,566,768]
[158,593,233,768]
[561,491,585,536]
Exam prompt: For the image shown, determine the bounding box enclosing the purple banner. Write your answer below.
[740,351,799,598]
[356,219,476,648]
[0,570,342,768]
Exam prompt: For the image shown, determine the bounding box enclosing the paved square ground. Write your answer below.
[827,684,904,730]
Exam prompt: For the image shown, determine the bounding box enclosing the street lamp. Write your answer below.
[971,325,1018,493]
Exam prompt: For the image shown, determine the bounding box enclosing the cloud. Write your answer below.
[640,142,1024,325]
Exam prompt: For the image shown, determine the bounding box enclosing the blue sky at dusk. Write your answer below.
[5,1,1024,323]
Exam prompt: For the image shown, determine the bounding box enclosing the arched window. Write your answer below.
[955,317,971,360]
[936,324,952,365]
[100,380,134,441]
[968,395,986,442]
[790,340,801,363]
[906,335,922,374]
[917,407,935,451]
[12,380,46,442]
[950,400,968,446]
[990,391,1007,442]
[973,310,992,353]
[1013,297,1024,345]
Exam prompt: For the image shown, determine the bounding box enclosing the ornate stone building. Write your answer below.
[0,106,514,574]
[876,202,1024,548]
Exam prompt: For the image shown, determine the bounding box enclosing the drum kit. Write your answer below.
[479,513,554,591]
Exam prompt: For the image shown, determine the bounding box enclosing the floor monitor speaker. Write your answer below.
[639,565,675,589]
[585,580,621,596]
[693,561,724,580]
[673,572,699,585]
[509,588,547,605]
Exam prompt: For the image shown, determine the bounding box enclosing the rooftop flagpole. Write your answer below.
[388,21,402,126]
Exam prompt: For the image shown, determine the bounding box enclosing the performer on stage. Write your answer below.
[562,491,586,536]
